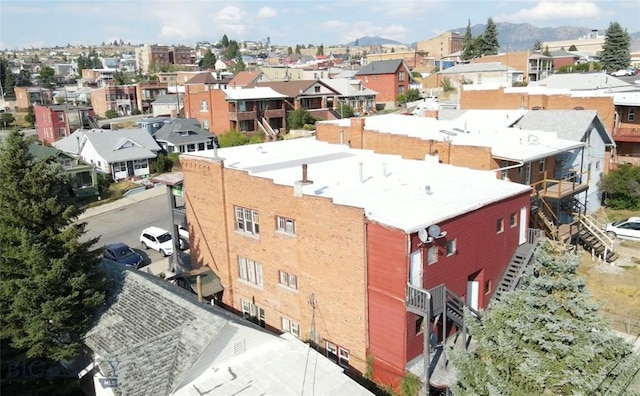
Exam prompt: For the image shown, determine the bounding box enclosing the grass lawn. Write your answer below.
[86,180,139,208]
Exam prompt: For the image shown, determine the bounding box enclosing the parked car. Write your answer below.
[611,69,633,77]
[604,217,640,240]
[103,242,144,268]
[140,226,174,256]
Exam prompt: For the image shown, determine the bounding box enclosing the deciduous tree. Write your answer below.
[38,66,56,88]
[0,131,108,361]
[599,164,640,210]
[452,241,640,395]
[600,21,631,72]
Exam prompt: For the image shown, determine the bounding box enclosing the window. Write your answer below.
[510,213,517,228]
[415,317,424,334]
[628,108,635,122]
[397,85,405,95]
[446,239,457,256]
[485,280,492,295]
[133,159,147,169]
[539,159,545,173]
[187,143,196,152]
[398,71,405,81]
[427,245,438,265]
[58,127,66,137]
[200,100,208,112]
[235,206,259,235]
[276,216,295,235]
[325,342,349,367]
[241,299,265,327]
[314,86,320,93]
[60,158,72,168]
[238,256,263,287]
[596,160,601,170]
[496,218,504,234]
[202,120,209,130]
[113,162,126,172]
[278,270,298,290]
[281,317,300,337]
[57,112,64,121]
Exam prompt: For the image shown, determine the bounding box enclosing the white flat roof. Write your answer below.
[184,138,531,233]
[320,113,585,162]
[223,86,287,100]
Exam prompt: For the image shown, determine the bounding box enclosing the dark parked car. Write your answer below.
[103,242,144,268]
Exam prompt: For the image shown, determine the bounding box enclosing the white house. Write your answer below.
[54,128,161,181]
[438,62,524,88]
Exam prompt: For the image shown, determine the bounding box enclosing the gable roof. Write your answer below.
[151,94,182,105]
[229,70,262,87]
[87,261,373,396]
[514,110,615,145]
[438,62,518,74]
[355,59,406,76]
[153,118,217,145]
[253,80,339,97]
[184,72,219,85]
[54,128,160,162]
[222,86,287,100]
[28,142,66,160]
[320,78,378,97]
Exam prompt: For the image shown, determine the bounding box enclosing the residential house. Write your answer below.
[150,94,183,117]
[320,78,378,116]
[549,50,582,71]
[82,260,373,396]
[90,85,138,117]
[468,51,553,82]
[81,68,115,87]
[28,142,99,199]
[34,104,97,144]
[416,32,464,61]
[14,86,50,110]
[152,118,218,154]
[613,92,640,166]
[177,137,532,389]
[53,128,161,181]
[436,62,524,89]
[258,66,332,82]
[224,87,287,136]
[354,59,412,108]
[136,81,168,114]
[512,110,616,216]
[228,70,267,88]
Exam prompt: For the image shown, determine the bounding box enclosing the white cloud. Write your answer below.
[496,1,601,22]
[321,20,347,29]
[257,6,277,18]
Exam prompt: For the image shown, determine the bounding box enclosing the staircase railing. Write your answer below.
[575,212,614,254]
[261,117,277,139]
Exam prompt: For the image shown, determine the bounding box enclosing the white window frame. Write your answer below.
[281,317,300,338]
[200,100,208,112]
[497,218,504,234]
[278,270,298,290]
[510,213,517,228]
[276,216,296,235]
[427,245,438,265]
[235,206,259,235]
[338,347,349,367]
[446,239,457,256]
[628,108,635,122]
[113,161,126,172]
[133,159,147,169]
[58,127,66,137]
[539,159,545,173]
[238,256,263,287]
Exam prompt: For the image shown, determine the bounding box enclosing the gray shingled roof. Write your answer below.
[153,118,216,145]
[151,94,182,105]
[355,59,404,76]
[54,128,160,162]
[514,110,615,145]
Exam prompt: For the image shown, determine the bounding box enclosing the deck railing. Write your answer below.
[530,170,590,199]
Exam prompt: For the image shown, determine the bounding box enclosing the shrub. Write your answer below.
[218,130,251,147]
[288,108,316,129]
[441,77,455,92]
[105,109,118,119]
[132,108,142,115]
[151,152,173,173]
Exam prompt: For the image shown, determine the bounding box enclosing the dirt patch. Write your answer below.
[578,238,640,334]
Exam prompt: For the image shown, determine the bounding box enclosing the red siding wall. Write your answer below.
[367,222,408,388]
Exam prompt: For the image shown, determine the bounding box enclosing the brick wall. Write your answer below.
[183,87,229,133]
[90,87,108,117]
[181,155,369,374]
[469,51,530,76]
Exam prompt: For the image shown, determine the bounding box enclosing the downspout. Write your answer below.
[493,160,525,178]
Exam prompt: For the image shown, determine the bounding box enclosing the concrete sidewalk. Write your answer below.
[77,184,167,221]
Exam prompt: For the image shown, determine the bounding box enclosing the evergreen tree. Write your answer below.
[287,47,293,56]
[316,44,324,56]
[38,66,56,88]
[221,34,229,47]
[232,57,246,74]
[600,21,631,72]
[480,17,499,56]
[452,240,640,395]
[0,131,107,361]
[543,45,551,57]
[24,105,35,127]
[198,49,217,69]
[4,70,16,96]
[568,44,578,51]
[295,45,302,55]
[533,40,543,51]
[460,19,475,61]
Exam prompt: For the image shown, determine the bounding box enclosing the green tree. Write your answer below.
[151,152,173,173]
[218,130,251,147]
[440,76,455,92]
[104,109,118,119]
[223,40,239,60]
[600,21,631,72]
[287,47,293,56]
[295,45,302,55]
[568,44,578,51]
[543,45,551,57]
[396,88,421,105]
[221,34,229,47]
[599,164,640,210]
[1,113,15,128]
[480,17,499,56]
[533,40,543,51]
[38,66,56,88]
[316,44,324,56]
[113,71,131,85]
[0,130,108,361]
[24,105,36,127]
[452,241,640,395]
[460,19,476,61]
[232,57,246,74]
[198,49,217,69]
[288,108,316,129]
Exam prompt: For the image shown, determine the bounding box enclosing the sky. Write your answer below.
[0,0,639,50]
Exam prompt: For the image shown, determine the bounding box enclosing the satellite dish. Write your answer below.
[428,224,442,238]
[418,228,429,243]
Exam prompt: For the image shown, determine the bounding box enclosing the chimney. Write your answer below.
[196,275,203,303]
[340,129,344,144]
[294,163,313,197]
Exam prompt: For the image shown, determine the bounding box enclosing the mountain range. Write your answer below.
[345,23,640,52]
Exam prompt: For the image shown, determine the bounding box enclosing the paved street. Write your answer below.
[82,193,173,267]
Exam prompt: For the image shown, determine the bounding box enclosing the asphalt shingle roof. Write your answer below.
[514,110,615,145]
[54,128,160,162]
[153,118,216,145]
[151,94,182,105]
[355,59,404,76]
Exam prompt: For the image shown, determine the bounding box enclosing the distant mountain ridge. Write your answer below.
[346,23,640,52]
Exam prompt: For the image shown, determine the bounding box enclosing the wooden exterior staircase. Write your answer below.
[572,213,617,262]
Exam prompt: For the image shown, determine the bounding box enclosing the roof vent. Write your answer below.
[425,185,432,195]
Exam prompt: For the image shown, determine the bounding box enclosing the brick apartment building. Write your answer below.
[34,104,95,144]
[468,51,553,82]
[416,31,464,60]
[176,138,532,389]
[14,86,50,110]
[354,59,412,108]
[135,44,194,74]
